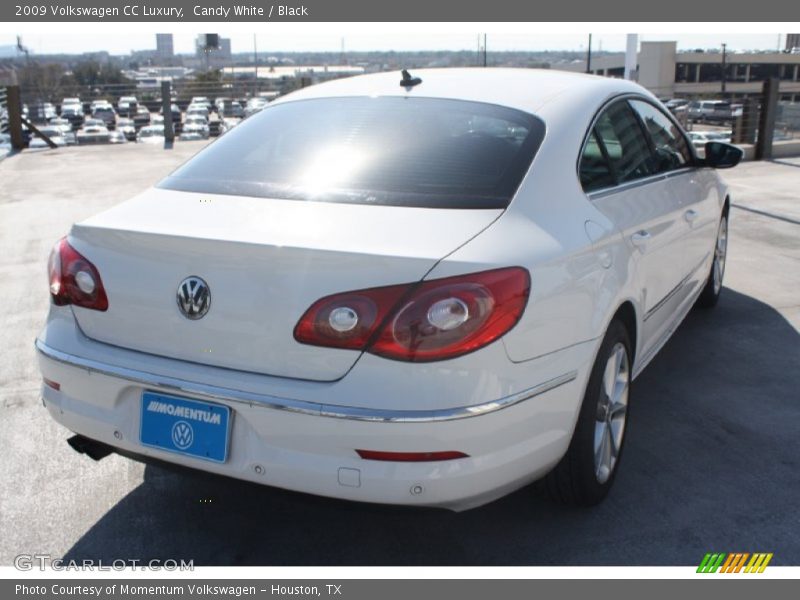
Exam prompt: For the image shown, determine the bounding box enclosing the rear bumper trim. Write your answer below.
[35,338,577,423]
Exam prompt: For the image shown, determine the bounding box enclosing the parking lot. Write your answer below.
[0,143,798,566]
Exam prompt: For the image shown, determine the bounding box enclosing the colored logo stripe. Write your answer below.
[697,553,726,573]
[697,553,773,573]
[745,553,773,573]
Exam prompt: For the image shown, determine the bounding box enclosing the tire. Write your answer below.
[696,212,729,309]
[544,320,632,506]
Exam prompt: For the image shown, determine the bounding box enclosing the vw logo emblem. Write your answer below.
[177,276,211,320]
[171,420,194,450]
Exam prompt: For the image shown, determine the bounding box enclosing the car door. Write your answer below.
[628,99,721,303]
[579,99,689,355]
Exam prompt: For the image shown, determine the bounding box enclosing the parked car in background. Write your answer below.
[186,105,210,121]
[208,118,223,137]
[60,97,82,111]
[108,130,127,144]
[180,116,210,140]
[28,126,68,149]
[688,100,742,123]
[60,99,85,130]
[37,69,743,512]
[76,119,110,144]
[136,124,165,144]
[159,104,183,133]
[116,118,137,141]
[0,133,11,159]
[133,106,151,129]
[213,97,230,113]
[118,96,139,116]
[191,96,212,111]
[48,118,78,145]
[92,104,117,130]
[244,97,269,117]
[218,117,241,135]
[219,100,245,119]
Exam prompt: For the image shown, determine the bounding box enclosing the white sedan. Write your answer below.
[37,69,741,510]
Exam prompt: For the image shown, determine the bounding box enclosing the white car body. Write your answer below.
[37,69,734,510]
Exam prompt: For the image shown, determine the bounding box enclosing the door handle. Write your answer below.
[630,230,651,250]
[684,209,699,223]
[631,229,651,252]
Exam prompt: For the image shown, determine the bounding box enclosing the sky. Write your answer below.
[0,32,792,56]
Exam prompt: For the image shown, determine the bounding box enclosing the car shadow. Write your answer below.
[62,288,800,566]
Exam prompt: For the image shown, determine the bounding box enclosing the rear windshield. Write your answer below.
[159,96,545,209]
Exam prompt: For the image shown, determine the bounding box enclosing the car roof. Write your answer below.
[273,68,651,117]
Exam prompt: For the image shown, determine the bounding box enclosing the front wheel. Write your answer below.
[543,320,632,506]
[696,212,728,308]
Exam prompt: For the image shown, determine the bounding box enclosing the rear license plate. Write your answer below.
[140,391,231,463]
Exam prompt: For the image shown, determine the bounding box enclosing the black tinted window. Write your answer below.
[579,131,615,192]
[593,101,656,184]
[159,97,545,209]
[629,100,692,172]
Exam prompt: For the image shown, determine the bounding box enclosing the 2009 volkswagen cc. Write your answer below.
[37,69,741,510]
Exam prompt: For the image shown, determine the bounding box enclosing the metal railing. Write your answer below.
[0,87,8,134]
[4,75,799,157]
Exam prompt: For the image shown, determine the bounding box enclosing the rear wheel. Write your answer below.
[544,320,631,506]
[696,212,728,308]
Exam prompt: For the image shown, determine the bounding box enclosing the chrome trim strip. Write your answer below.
[643,277,686,322]
[643,252,710,322]
[35,339,578,423]
[587,173,667,199]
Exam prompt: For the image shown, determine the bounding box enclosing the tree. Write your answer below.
[69,60,130,86]
[17,63,69,102]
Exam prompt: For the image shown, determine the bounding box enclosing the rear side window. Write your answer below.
[629,100,692,172]
[579,131,615,192]
[592,101,656,185]
[159,96,546,209]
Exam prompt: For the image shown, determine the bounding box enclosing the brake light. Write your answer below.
[294,267,529,362]
[48,237,109,311]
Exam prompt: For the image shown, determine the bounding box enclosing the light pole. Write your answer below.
[721,43,727,96]
[586,34,592,74]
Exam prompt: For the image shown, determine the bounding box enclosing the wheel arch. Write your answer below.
[610,300,638,366]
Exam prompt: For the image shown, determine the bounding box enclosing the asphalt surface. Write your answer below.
[1,145,798,566]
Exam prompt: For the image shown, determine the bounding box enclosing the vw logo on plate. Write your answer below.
[171,420,194,450]
[177,276,211,320]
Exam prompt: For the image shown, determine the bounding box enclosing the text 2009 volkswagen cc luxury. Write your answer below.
[37,69,742,510]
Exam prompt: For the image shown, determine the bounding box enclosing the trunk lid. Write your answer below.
[69,188,502,381]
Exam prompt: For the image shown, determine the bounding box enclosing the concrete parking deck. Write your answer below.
[1,145,798,566]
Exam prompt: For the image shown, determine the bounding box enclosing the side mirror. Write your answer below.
[704,142,743,169]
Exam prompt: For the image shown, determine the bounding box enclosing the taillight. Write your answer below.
[48,237,109,311]
[294,267,529,362]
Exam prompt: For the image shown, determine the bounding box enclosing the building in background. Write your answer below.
[156,34,174,61]
[218,38,232,62]
[564,41,800,101]
[787,34,800,51]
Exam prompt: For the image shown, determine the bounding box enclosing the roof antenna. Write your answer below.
[400,69,422,89]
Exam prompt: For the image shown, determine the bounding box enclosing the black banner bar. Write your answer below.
[3,579,799,600]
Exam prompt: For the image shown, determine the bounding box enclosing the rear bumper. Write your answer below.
[35,318,596,511]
